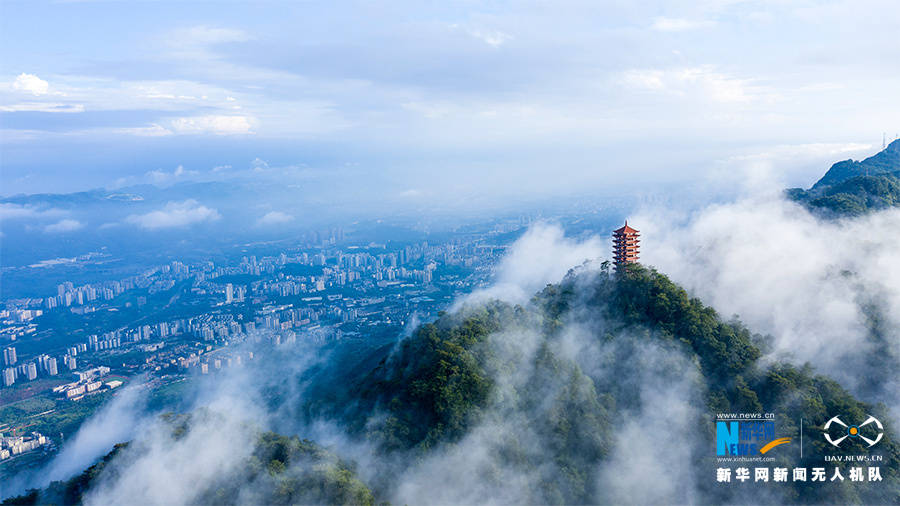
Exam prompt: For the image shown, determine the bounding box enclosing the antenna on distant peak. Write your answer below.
[884,132,887,149]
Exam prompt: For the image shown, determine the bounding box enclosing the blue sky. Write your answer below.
[1,0,899,198]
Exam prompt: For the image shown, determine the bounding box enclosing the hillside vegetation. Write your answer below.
[3,418,375,506]
[339,262,899,503]
[789,139,900,216]
[8,262,899,504]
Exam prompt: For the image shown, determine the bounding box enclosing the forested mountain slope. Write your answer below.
[8,263,898,504]
[789,139,900,216]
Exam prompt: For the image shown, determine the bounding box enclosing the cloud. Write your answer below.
[125,200,220,229]
[19,338,319,505]
[636,195,900,420]
[459,223,605,307]
[0,203,65,220]
[593,337,703,503]
[113,124,172,137]
[256,211,294,226]
[0,103,84,113]
[169,115,254,135]
[448,23,513,48]
[83,409,258,505]
[710,142,874,189]
[620,65,768,103]
[172,25,251,46]
[12,73,49,96]
[393,235,709,504]
[40,385,147,486]
[469,29,513,48]
[398,188,423,198]
[145,165,199,184]
[726,142,873,163]
[651,17,715,32]
[43,219,84,233]
[3,2,898,202]
[250,157,269,171]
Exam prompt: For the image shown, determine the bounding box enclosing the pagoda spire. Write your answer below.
[612,221,640,269]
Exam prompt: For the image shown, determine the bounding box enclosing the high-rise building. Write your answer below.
[612,221,640,269]
[2,367,15,387]
[26,363,37,381]
[48,357,58,376]
[225,283,234,304]
[3,347,16,366]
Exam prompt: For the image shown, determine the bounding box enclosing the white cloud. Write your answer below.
[0,102,84,113]
[256,211,294,226]
[637,197,900,420]
[620,70,666,91]
[125,200,220,229]
[0,203,65,220]
[458,223,605,306]
[2,77,260,128]
[169,115,254,135]
[726,142,873,163]
[173,25,251,46]
[398,188,423,198]
[250,157,269,171]
[703,142,875,190]
[39,385,147,487]
[12,73,49,96]
[145,165,199,184]
[651,17,715,32]
[44,219,84,233]
[2,0,898,196]
[113,124,172,137]
[448,23,514,48]
[620,65,768,103]
[470,29,513,47]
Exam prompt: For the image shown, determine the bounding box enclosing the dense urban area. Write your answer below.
[0,224,520,467]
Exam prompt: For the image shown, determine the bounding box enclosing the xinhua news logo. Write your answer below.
[716,419,790,456]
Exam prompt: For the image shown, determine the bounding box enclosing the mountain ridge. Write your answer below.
[813,138,900,189]
[788,139,900,216]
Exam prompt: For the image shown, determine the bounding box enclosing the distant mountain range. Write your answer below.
[788,139,900,216]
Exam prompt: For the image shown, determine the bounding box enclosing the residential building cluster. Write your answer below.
[0,431,49,461]
[2,344,81,388]
[0,227,518,401]
[51,366,115,400]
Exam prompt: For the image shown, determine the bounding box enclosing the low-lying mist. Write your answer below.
[636,193,900,421]
[6,185,897,504]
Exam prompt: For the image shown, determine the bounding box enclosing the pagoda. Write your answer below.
[612,221,640,269]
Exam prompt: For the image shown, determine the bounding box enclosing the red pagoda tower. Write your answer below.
[612,221,640,269]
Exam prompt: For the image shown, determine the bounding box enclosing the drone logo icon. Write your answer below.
[823,415,883,448]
